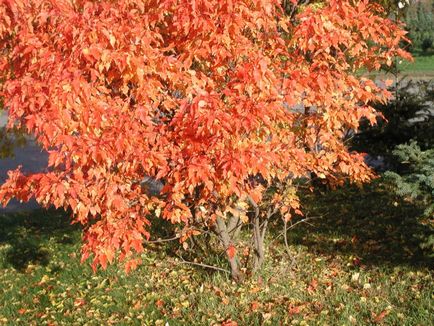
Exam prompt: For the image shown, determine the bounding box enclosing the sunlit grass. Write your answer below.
[399,51,434,74]
[0,180,432,325]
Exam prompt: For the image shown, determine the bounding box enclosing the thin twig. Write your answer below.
[261,219,269,242]
[174,255,231,274]
[227,215,242,236]
[287,216,320,231]
[144,235,181,243]
[227,218,243,235]
[246,195,260,218]
[276,215,325,240]
[283,218,291,256]
[260,206,279,236]
[145,226,209,244]
[283,217,298,268]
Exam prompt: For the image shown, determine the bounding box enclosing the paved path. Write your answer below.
[0,111,48,213]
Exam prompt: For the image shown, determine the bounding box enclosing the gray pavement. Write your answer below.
[0,111,48,213]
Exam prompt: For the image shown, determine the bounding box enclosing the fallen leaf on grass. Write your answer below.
[307,278,318,294]
[213,286,225,297]
[288,305,301,315]
[38,274,50,286]
[349,315,357,324]
[73,298,86,307]
[250,301,260,311]
[155,299,165,308]
[249,286,261,294]
[351,272,360,283]
[133,301,142,310]
[373,309,390,323]
[288,303,307,316]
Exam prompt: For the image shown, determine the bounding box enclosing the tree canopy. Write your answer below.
[0,0,410,276]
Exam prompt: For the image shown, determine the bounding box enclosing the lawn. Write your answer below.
[358,50,434,78]
[399,51,434,75]
[0,180,432,325]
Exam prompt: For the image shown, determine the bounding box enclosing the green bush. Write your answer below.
[385,142,434,217]
[352,78,433,256]
[385,142,434,255]
[404,1,434,51]
[352,79,434,164]
[421,37,433,52]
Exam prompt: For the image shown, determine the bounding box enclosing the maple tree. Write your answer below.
[0,0,411,280]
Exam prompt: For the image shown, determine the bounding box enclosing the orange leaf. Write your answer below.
[226,244,236,259]
[155,299,165,308]
[307,278,318,294]
[373,309,390,323]
[250,301,260,311]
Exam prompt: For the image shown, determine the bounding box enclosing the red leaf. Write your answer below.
[18,308,27,315]
[373,309,390,323]
[155,299,165,308]
[250,301,260,311]
[288,304,303,315]
[73,298,86,307]
[307,278,318,294]
[226,244,236,259]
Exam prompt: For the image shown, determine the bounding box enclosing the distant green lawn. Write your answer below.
[357,50,434,78]
[0,180,432,325]
[399,51,434,74]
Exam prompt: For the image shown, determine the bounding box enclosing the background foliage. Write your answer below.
[404,0,434,52]
[352,78,434,257]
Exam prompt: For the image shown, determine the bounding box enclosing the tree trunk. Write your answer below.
[214,216,242,282]
[227,214,242,241]
[252,214,266,272]
[248,196,273,274]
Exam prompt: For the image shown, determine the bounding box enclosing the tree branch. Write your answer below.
[174,255,231,274]
[277,215,325,240]
[144,235,181,243]
[246,195,260,218]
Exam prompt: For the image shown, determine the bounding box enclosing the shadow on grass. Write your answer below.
[0,208,78,271]
[1,181,430,274]
[287,180,433,269]
[144,180,433,276]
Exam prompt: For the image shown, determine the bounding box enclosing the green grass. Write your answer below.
[0,180,433,325]
[399,50,434,74]
[358,50,434,78]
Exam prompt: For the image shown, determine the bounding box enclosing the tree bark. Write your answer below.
[214,216,242,282]
[227,214,242,240]
[248,196,277,273]
[248,195,268,273]
[252,214,265,272]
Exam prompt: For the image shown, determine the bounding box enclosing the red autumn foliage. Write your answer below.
[0,0,410,274]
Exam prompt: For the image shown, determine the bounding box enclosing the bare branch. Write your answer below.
[286,216,322,230]
[246,195,260,218]
[144,235,181,244]
[173,255,231,274]
[277,215,325,240]
[283,218,292,257]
